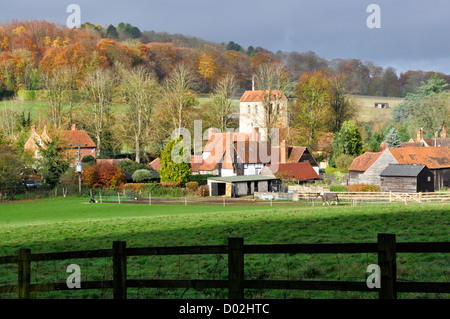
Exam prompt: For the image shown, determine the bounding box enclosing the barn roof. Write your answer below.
[389,147,450,169]
[240,90,287,102]
[349,152,382,172]
[267,162,319,181]
[380,164,427,177]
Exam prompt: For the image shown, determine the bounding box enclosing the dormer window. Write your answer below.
[37,139,43,146]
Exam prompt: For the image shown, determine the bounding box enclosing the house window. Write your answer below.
[247,105,251,114]
[37,139,43,146]
[35,150,40,158]
[427,176,431,182]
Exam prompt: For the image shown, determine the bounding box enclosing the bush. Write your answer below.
[325,166,339,175]
[82,164,126,189]
[118,159,150,174]
[333,171,344,182]
[81,155,96,166]
[334,154,355,170]
[17,90,36,100]
[330,185,347,192]
[186,181,199,192]
[158,181,182,188]
[132,169,154,183]
[347,184,380,192]
[189,174,217,186]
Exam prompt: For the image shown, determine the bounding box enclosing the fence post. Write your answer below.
[118,193,121,204]
[377,233,397,299]
[113,241,127,299]
[228,238,244,299]
[149,193,151,205]
[18,248,31,299]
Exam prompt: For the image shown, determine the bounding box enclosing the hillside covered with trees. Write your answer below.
[1,20,450,98]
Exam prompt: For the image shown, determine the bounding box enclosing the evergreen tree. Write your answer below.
[106,24,118,39]
[385,127,402,148]
[159,137,191,186]
[38,137,70,189]
[330,120,363,166]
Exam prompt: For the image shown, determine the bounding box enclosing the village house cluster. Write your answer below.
[24,88,450,197]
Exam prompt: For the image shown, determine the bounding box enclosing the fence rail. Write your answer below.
[0,234,449,299]
[95,190,450,207]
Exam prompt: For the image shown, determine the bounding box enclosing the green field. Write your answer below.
[352,95,404,126]
[0,197,448,299]
[2,94,401,131]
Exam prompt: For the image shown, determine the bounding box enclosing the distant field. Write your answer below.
[351,95,405,109]
[351,95,404,125]
[0,197,448,299]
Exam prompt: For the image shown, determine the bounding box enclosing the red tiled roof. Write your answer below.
[240,90,287,102]
[287,147,307,163]
[401,142,425,148]
[389,147,450,169]
[268,162,318,181]
[149,158,161,171]
[349,152,382,172]
[62,130,96,148]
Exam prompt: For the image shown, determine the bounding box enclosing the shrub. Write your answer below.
[160,138,191,186]
[347,184,380,192]
[132,169,154,183]
[81,155,96,166]
[186,181,199,192]
[325,166,339,175]
[17,90,36,100]
[334,154,355,170]
[189,174,216,186]
[333,171,344,182]
[82,164,126,189]
[118,159,150,174]
[330,185,347,192]
[158,181,182,188]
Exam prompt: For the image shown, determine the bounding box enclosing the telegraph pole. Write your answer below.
[73,144,87,195]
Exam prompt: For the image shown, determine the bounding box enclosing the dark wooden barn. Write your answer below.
[380,164,434,193]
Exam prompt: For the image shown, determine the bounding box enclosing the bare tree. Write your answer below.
[212,74,238,132]
[120,66,160,163]
[253,62,292,141]
[82,68,118,157]
[162,63,197,137]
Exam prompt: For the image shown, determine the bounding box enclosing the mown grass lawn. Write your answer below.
[0,197,448,299]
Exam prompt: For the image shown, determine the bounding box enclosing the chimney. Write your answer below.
[417,128,424,141]
[442,126,447,139]
[71,123,77,131]
[280,139,288,163]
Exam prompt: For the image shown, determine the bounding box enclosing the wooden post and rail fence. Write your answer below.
[0,234,449,299]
